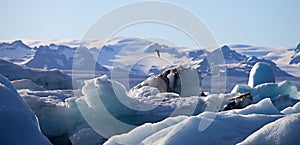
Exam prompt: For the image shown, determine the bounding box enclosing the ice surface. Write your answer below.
[0,74,17,94]
[238,113,300,145]
[229,98,280,115]
[251,80,299,101]
[105,99,283,145]
[19,89,84,138]
[69,128,106,145]
[232,77,299,111]
[0,75,51,145]
[281,102,300,115]
[248,62,275,88]
[78,75,235,140]
[12,79,46,91]
[130,67,202,97]
[231,84,251,94]
[0,59,74,90]
[104,116,186,145]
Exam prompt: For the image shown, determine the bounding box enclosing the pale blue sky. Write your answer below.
[1,0,300,47]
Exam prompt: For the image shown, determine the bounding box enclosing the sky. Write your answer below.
[1,0,300,47]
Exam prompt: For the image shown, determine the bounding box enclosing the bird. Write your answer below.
[154,49,161,57]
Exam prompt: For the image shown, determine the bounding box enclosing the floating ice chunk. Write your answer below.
[231,84,251,93]
[248,62,275,88]
[69,128,106,145]
[251,80,299,101]
[128,86,160,98]
[231,79,299,110]
[130,66,202,97]
[19,89,86,144]
[271,94,299,111]
[281,102,300,115]
[12,79,46,91]
[238,113,300,145]
[229,98,280,115]
[0,75,51,145]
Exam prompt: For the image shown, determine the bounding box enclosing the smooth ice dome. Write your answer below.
[248,62,275,88]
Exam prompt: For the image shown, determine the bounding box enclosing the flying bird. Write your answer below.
[154,49,161,57]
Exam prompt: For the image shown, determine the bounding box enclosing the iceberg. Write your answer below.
[248,62,275,88]
[0,74,51,145]
[12,79,46,91]
[19,89,86,144]
[281,102,300,115]
[130,66,202,97]
[105,99,282,145]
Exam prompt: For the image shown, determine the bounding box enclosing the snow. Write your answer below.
[0,40,35,64]
[238,113,300,145]
[229,44,300,77]
[0,74,51,145]
[105,99,283,145]
[248,62,275,88]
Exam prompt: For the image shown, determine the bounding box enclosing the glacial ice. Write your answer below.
[0,75,51,145]
[0,74,17,94]
[19,89,85,140]
[130,66,202,97]
[229,98,280,115]
[5,62,296,145]
[12,79,46,91]
[238,113,300,145]
[248,62,275,88]
[281,102,300,115]
[105,99,283,145]
[69,128,106,145]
